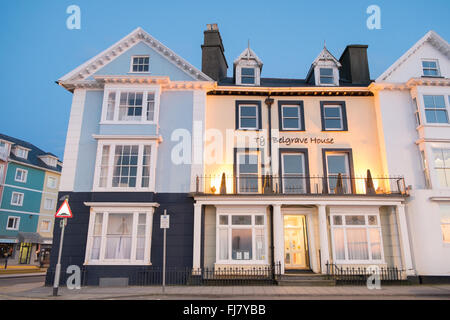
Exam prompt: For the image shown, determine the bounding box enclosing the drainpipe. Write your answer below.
[264,96,274,176]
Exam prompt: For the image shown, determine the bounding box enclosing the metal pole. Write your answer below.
[162,209,167,293]
[53,218,66,296]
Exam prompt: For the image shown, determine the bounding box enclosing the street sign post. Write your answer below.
[160,210,170,293]
[53,197,72,296]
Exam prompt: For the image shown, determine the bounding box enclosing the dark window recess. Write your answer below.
[132,57,149,72]
[241,68,255,84]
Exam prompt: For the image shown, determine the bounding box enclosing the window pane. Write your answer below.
[327,154,349,175]
[283,118,300,129]
[333,228,345,260]
[369,228,382,260]
[324,106,341,118]
[346,228,369,260]
[255,228,265,260]
[333,215,342,225]
[239,154,258,173]
[240,106,257,116]
[436,110,449,123]
[283,154,304,174]
[283,106,299,117]
[239,176,259,193]
[423,95,435,107]
[325,119,342,129]
[231,215,252,225]
[345,215,365,225]
[425,110,437,123]
[368,215,378,225]
[241,77,255,84]
[440,205,450,243]
[240,118,257,128]
[255,215,264,225]
[320,77,334,84]
[320,68,333,76]
[232,229,252,260]
[219,229,228,260]
[241,68,255,76]
[219,215,228,225]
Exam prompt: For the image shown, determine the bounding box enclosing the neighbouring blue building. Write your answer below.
[0,134,62,265]
[46,27,214,285]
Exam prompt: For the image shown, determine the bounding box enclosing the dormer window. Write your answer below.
[319,68,334,84]
[40,155,58,168]
[131,56,149,73]
[241,68,256,84]
[14,147,28,159]
[422,60,440,77]
[234,46,263,86]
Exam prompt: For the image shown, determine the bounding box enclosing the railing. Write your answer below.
[195,175,408,196]
[326,262,408,285]
[136,263,282,286]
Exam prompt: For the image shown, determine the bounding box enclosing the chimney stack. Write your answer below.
[339,45,371,85]
[201,24,228,81]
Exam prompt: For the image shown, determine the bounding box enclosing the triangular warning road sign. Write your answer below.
[55,199,73,218]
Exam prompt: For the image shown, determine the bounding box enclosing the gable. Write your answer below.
[377,31,450,83]
[90,41,197,81]
[59,27,212,83]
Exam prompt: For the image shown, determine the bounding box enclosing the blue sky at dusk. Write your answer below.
[1,0,449,159]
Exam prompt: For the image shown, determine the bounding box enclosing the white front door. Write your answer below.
[283,215,309,269]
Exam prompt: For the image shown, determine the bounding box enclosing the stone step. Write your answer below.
[279,274,330,281]
[277,279,336,286]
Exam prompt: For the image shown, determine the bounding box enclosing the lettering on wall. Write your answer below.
[255,136,335,146]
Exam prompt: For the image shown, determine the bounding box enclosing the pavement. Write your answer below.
[0,265,47,276]
[0,275,450,300]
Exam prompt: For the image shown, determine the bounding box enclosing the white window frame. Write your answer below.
[6,216,20,231]
[325,152,351,194]
[44,197,56,210]
[100,85,161,125]
[92,140,158,192]
[323,104,344,130]
[14,168,28,183]
[14,147,28,159]
[236,150,261,194]
[319,68,335,85]
[422,59,441,77]
[330,213,385,264]
[423,95,449,125]
[432,148,450,188]
[11,192,24,206]
[281,105,302,130]
[40,219,52,233]
[215,211,268,265]
[47,176,58,189]
[129,55,150,73]
[84,208,155,265]
[240,67,256,85]
[238,104,259,130]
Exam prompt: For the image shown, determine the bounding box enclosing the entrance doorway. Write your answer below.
[19,243,32,264]
[283,215,309,269]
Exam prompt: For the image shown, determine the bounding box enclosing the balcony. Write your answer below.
[194,174,408,196]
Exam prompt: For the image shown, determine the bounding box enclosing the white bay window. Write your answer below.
[93,141,157,191]
[330,213,384,263]
[216,212,268,264]
[85,209,155,265]
[101,86,160,123]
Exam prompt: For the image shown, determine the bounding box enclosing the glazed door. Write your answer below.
[19,243,32,264]
[284,215,309,269]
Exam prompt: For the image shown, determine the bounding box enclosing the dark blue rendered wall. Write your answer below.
[45,192,194,286]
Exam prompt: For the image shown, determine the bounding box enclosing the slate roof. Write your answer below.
[218,77,373,87]
[0,133,62,173]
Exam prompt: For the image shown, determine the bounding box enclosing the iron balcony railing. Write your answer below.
[195,174,408,196]
[326,262,408,285]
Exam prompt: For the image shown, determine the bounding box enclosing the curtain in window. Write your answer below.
[105,214,132,260]
[346,228,369,260]
[255,228,265,260]
[333,228,345,260]
[218,229,228,260]
[369,228,382,260]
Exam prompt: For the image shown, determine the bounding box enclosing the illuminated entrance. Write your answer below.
[284,215,309,269]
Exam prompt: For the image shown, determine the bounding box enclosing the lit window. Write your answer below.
[433,148,450,188]
[331,214,383,262]
[422,60,440,77]
[440,204,450,243]
[131,56,149,72]
[424,95,448,124]
[14,168,28,183]
[7,216,20,231]
[11,192,24,206]
[87,211,153,264]
[241,68,255,84]
[96,143,154,190]
[319,68,334,84]
[217,213,266,262]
